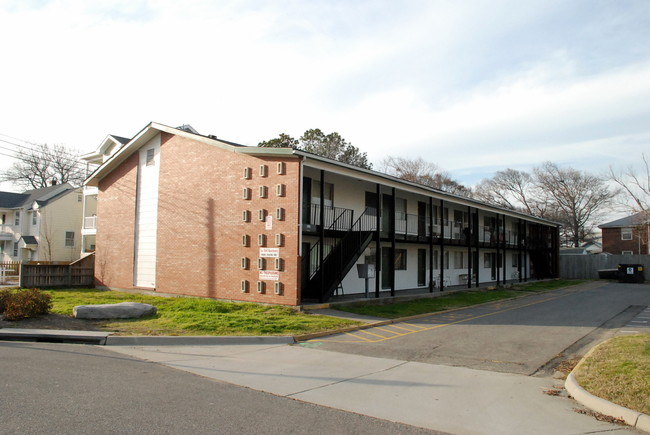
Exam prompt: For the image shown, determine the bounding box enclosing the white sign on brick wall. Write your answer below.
[260,248,280,258]
[265,215,273,230]
[259,270,280,281]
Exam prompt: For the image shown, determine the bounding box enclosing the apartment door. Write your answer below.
[381,247,393,289]
[417,201,427,238]
[418,249,426,286]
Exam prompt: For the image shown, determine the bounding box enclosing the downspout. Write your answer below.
[467,205,471,289]
[439,199,445,291]
[390,187,396,297]
[319,171,325,302]
[429,197,434,293]
[375,183,381,298]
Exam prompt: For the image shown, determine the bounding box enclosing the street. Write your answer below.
[0,341,442,435]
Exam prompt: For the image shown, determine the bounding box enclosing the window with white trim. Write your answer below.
[621,228,633,240]
[65,231,75,247]
[145,148,155,166]
[32,213,37,225]
[13,241,19,257]
[14,211,20,226]
[622,250,633,255]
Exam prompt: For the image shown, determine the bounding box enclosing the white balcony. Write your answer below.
[0,225,14,240]
[82,216,97,236]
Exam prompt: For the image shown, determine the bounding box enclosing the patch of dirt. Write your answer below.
[555,356,582,378]
[573,408,626,425]
[0,313,103,331]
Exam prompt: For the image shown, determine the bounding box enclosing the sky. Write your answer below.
[1,0,649,201]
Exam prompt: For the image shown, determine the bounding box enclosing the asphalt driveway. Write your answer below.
[302,281,650,375]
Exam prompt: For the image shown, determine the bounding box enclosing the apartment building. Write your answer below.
[85,122,559,306]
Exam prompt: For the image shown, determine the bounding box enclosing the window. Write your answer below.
[274,282,283,295]
[241,280,249,293]
[512,253,519,268]
[275,233,283,247]
[259,165,268,177]
[242,188,251,200]
[395,249,407,270]
[32,213,37,225]
[77,194,82,202]
[622,250,633,255]
[241,257,249,270]
[621,228,633,241]
[242,210,251,222]
[243,167,252,179]
[259,186,268,198]
[14,211,20,226]
[274,258,282,271]
[257,281,265,293]
[13,242,19,257]
[484,253,492,268]
[65,231,75,247]
[242,234,250,247]
[454,251,465,269]
[145,148,155,166]
[258,209,266,221]
[257,234,266,247]
[1,213,5,224]
[276,184,285,197]
[444,251,450,269]
[257,258,266,270]
[276,162,286,175]
[275,208,285,220]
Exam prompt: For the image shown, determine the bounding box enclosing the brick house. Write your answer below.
[599,212,649,255]
[84,122,560,306]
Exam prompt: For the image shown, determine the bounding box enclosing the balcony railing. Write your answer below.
[83,216,97,230]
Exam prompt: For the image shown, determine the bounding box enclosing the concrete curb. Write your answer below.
[105,335,295,346]
[0,328,109,345]
[565,342,650,433]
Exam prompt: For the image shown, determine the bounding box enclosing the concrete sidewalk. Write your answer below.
[106,343,638,435]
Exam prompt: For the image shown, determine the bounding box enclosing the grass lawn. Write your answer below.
[334,280,587,319]
[575,334,650,415]
[44,288,360,336]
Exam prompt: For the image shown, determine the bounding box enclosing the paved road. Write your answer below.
[0,341,443,435]
[304,281,650,375]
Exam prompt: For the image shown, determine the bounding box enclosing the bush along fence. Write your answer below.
[19,254,95,288]
[559,254,650,280]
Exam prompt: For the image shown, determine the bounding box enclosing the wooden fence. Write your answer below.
[0,261,21,285]
[20,254,95,288]
[559,254,650,280]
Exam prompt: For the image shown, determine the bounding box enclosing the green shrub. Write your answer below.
[2,288,52,321]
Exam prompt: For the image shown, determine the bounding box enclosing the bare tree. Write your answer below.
[534,162,617,247]
[0,143,85,190]
[610,153,650,219]
[380,156,470,196]
[473,168,535,211]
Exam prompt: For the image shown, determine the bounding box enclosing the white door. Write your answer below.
[133,136,161,288]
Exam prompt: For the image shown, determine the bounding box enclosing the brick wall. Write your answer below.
[601,227,649,254]
[95,152,138,288]
[98,132,302,305]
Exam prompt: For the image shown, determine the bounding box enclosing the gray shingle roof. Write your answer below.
[599,211,648,228]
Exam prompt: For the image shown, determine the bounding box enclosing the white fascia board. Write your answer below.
[235,147,297,157]
[300,154,558,227]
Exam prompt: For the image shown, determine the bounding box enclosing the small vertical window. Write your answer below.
[276,184,285,197]
[242,210,251,222]
[32,213,37,225]
[274,282,283,295]
[242,234,250,247]
[274,258,282,271]
[257,281,265,293]
[277,162,285,175]
[259,165,268,177]
[13,242,19,257]
[14,211,20,226]
[243,167,252,179]
[257,258,266,270]
[258,209,266,221]
[259,186,268,198]
[243,188,251,200]
[275,208,284,221]
[65,231,75,247]
[145,148,155,166]
[241,280,249,293]
[241,257,249,270]
[275,233,283,247]
[258,234,266,247]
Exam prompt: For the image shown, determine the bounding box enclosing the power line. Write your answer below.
[0,136,83,161]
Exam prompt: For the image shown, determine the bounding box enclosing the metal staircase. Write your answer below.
[301,208,376,302]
